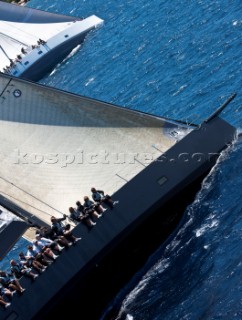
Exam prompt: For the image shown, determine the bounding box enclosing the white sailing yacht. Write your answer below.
[0,2,103,81]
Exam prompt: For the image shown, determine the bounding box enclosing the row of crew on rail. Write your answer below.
[2,39,47,74]
[0,188,116,309]
[0,223,82,309]
[0,222,81,309]
[0,244,57,308]
[69,188,116,229]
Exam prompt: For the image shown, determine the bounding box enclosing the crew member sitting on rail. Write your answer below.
[0,270,25,294]
[21,47,27,54]
[76,201,97,228]
[50,215,81,244]
[83,196,102,219]
[35,225,70,249]
[85,195,104,214]
[71,203,96,229]
[91,187,114,209]
[35,235,64,254]
[32,239,58,261]
[9,59,14,68]
[37,38,46,45]
[0,292,11,309]
[69,206,82,222]
[0,285,13,308]
[10,259,38,281]
[15,54,22,63]
[26,245,51,267]
[18,251,46,274]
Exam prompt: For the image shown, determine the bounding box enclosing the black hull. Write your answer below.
[36,171,210,320]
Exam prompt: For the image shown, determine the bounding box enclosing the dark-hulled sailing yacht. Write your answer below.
[0,68,237,319]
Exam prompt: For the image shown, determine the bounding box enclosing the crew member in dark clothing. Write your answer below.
[10,260,38,281]
[21,47,27,54]
[18,252,46,274]
[0,270,25,294]
[35,225,70,249]
[37,38,46,45]
[69,206,82,222]
[72,202,96,229]
[91,187,114,209]
[50,215,81,244]
[83,196,102,219]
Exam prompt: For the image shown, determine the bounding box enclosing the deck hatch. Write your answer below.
[157,176,168,186]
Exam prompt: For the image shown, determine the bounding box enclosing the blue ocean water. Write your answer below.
[3,0,242,319]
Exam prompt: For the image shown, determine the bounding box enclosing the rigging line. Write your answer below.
[0,78,12,98]
[0,45,11,61]
[0,176,65,216]
[0,32,29,47]
[0,190,53,218]
[1,21,38,42]
[0,38,24,53]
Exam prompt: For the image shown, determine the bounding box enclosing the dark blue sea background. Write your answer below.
[2,0,242,319]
